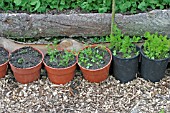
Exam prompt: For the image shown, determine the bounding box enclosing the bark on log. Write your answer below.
[0,9,170,38]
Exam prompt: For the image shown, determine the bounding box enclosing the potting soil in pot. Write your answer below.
[78,47,111,70]
[9,47,42,68]
[44,51,76,68]
[0,47,9,65]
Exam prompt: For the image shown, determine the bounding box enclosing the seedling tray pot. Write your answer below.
[113,54,139,83]
[140,48,169,82]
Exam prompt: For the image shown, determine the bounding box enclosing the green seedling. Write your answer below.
[17,58,24,64]
[143,32,170,59]
[78,45,107,69]
[46,38,75,68]
[108,24,140,58]
[20,49,27,54]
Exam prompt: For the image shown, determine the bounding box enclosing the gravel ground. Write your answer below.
[0,68,170,113]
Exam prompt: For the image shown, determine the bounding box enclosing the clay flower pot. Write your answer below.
[43,50,77,84]
[0,47,9,78]
[77,45,112,83]
[9,47,43,84]
[44,61,77,84]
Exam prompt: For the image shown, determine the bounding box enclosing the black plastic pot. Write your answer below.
[140,47,170,82]
[113,51,139,83]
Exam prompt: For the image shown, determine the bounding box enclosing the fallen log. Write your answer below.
[0,9,170,38]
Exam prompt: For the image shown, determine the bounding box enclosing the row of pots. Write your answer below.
[0,45,169,84]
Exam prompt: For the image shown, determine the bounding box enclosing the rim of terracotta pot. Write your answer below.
[0,47,9,67]
[43,50,77,70]
[0,60,9,67]
[9,46,44,69]
[77,44,112,71]
[140,45,170,62]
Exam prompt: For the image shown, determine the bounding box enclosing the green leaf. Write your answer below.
[32,0,40,12]
[98,7,107,13]
[119,4,127,12]
[87,0,93,3]
[149,0,158,4]
[138,1,146,11]
[159,108,165,113]
[105,0,111,6]
[156,4,164,9]
[125,1,131,8]
[60,0,65,5]
[30,0,38,5]
[14,0,22,5]
[113,50,117,56]
[20,0,28,6]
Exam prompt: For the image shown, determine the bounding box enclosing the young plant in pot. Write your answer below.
[9,46,43,84]
[0,47,9,78]
[141,32,170,82]
[43,39,77,84]
[77,45,112,83]
[108,25,140,83]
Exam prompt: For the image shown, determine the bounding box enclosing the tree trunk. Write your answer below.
[111,0,115,36]
[0,9,170,38]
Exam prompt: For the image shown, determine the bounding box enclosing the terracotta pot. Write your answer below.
[9,47,43,84]
[43,59,77,85]
[0,61,9,78]
[77,45,112,83]
[0,48,9,78]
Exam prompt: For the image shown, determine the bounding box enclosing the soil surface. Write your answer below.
[9,46,42,68]
[115,48,139,59]
[0,47,9,65]
[44,51,76,68]
[78,47,111,70]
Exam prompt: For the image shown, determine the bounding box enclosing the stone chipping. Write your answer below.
[0,69,170,113]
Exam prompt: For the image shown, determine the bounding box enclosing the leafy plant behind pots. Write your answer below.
[107,24,140,58]
[0,47,9,65]
[78,45,111,69]
[9,46,42,68]
[44,39,76,68]
[143,32,170,60]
